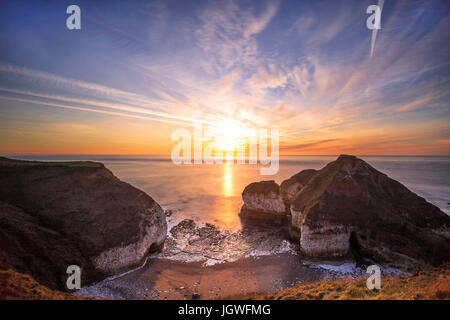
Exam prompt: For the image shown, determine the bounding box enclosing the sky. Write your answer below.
[0,0,449,155]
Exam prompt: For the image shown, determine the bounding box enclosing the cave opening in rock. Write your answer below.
[349,231,364,262]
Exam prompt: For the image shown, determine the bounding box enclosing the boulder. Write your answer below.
[0,157,167,290]
[239,180,286,222]
[280,169,317,206]
[290,155,450,268]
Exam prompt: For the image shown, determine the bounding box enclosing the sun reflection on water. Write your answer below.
[219,161,241,229]
[223,162,233,197]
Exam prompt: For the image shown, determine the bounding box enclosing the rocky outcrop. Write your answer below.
[290,155,450,268]
[0,157,167,290]
[239,180,286,222]
[280,169,317,206]
[160,219,296,264]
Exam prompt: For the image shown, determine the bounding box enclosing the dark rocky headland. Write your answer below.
[240,155,450,270]
[0,157,167,291]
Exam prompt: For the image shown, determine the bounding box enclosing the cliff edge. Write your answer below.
[0,157,167,290]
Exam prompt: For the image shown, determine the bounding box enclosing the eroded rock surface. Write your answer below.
[0,157,167,290]
[239,180,286,222]
[160,219,297,265]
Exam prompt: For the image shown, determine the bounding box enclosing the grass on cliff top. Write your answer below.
[0,269,94,300]
[229,263,450,300]
[0,157,103,168]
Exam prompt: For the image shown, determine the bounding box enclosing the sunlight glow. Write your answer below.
[217,120,251,152]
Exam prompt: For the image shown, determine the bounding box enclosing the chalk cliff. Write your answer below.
[290,155,450,268]
[0,157,167,290]
[239,155,450,269]
[239,180,286,222]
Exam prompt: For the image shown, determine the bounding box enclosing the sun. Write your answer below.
[217,120,248,152]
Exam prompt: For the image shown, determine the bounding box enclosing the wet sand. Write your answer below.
[77,253,329,300]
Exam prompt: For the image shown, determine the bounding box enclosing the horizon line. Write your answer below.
[2,153,450,157]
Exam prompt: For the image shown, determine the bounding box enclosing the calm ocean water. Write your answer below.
[6,155,450,230]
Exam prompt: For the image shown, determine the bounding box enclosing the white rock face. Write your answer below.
[290,207,305,229]
[240,181,288,219]
[93,204,167,273]
[242,192,286,214]
[300,224,351,257]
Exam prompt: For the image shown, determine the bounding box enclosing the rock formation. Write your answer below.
[290,155,450,268]
[239,180,286,222]
[0,157,167,290]
[239,155,450,269]
[280,169,317,206]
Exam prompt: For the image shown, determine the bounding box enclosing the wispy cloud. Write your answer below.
[195,0,279,72]
[0,65,219,126]
[280,139,339,151]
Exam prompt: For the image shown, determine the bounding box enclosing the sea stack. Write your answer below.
[290,155,450,268]
[239,180,287,222]
[0,157,167,290]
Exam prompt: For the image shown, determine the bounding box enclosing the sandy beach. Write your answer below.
[77,253,331,300]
